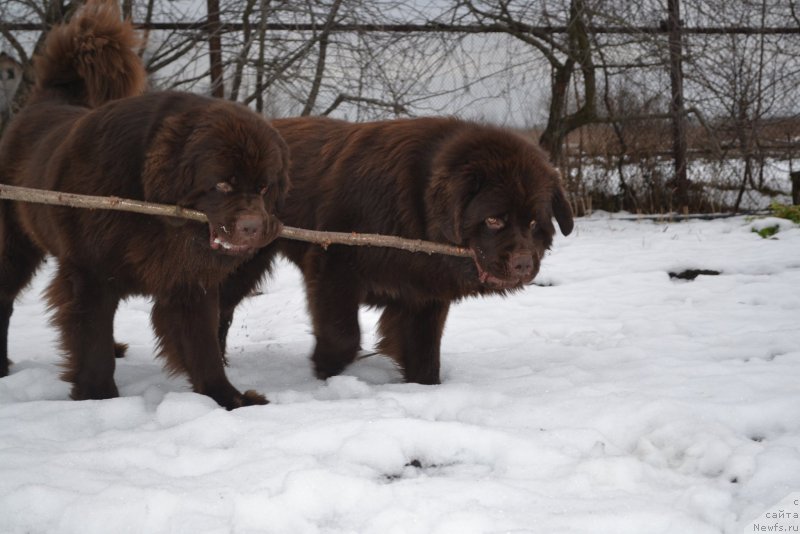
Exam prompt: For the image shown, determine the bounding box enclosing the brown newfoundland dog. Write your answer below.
[219,116,573,385]
[0,1,289,409]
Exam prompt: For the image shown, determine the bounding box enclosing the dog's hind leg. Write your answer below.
[47,262,121,400]
[304,249,362,381]
[377,300,449,385]
[0,203,44,376]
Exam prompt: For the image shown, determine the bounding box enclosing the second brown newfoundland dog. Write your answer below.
[0,1,288,409]
[219,116,573,384]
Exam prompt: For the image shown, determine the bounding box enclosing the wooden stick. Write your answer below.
[0,184,473,257]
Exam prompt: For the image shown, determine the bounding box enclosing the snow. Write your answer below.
[1,214,799,533]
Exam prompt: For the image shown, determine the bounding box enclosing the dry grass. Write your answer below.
[519,116,800,215]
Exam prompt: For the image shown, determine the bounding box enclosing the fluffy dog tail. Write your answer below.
[31,0,146,107]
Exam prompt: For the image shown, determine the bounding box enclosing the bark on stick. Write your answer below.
[0,184,472,257]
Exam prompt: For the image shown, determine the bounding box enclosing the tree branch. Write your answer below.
[3,21,799,35]
[322,93,407,116]
[301,0,343,116]
[0,184,472,258]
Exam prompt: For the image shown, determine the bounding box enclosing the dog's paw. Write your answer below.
[240,389,268,406]
[219,389,268,410]
[70,381,120,401]
[312,351,353,381]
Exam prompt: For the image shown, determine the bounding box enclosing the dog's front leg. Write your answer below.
[152,286,267,410]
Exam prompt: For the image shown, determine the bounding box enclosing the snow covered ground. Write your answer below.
[1,213,799,533]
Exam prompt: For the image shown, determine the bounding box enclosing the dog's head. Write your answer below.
[144,100,289,257]
[426,126,573,290]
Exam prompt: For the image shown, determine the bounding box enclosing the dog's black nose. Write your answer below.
[510,252,534,278]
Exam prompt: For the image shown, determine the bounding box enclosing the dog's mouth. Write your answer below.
[474,261,522,289]
[208,224,256,256]
[470,250,535,289]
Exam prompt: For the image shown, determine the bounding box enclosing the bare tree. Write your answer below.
[685,0,800,211]
[453,0,598,163]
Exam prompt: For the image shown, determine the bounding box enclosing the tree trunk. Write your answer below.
[538,0,596,163]
[229,0,258,102]
[301,0,344,116]
[667,0,689,213]
[539,59,574,162]
[255,0,269,113]
[207,0,224,98]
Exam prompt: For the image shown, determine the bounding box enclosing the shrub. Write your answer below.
[770,202,800,224]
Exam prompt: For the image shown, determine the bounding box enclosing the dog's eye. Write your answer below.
[215,182,233,193]
[485,216,505,230]
[530,220,538,231]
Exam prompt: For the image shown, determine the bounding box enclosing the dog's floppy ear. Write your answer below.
[268,138,291,214]
[426,170,475,245]
[552,183,574,236]
[142,115,196,205]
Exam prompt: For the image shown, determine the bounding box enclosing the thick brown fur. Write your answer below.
[0,0,289,409]
[219,116,573,384]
